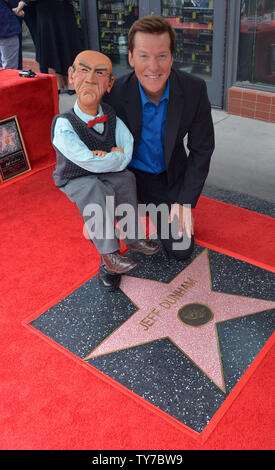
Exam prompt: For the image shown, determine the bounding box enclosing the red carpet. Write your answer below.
[0,166,274,450]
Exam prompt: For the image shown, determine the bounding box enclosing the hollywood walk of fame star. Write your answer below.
[0,126,16,153]
[85,249,275,392]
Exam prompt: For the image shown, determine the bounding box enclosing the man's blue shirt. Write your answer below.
[129,79,169,174]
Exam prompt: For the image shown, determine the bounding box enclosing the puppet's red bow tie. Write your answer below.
[87,114,107,128]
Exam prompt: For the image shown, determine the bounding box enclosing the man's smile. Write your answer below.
[145,74,163,80]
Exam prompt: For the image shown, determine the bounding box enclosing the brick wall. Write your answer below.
[22,57,57,80]
[22,58,40,74]
[228,86,275,123]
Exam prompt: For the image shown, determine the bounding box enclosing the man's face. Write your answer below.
[128,32,173,104]
[68,51,114,114]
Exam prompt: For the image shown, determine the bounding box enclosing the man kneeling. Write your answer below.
[52,50,159,291]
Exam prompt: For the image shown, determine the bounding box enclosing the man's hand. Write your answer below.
[12,1,26,15]
[13,9,25,16]
[168,203,194,239]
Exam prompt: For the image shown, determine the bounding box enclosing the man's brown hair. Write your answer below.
[128,15,177,54]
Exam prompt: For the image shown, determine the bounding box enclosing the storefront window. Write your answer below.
[97,0,139,70]
[161,0,214,79]
[237,0,275,87]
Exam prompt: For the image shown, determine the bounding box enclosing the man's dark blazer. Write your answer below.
[104,68,215,208]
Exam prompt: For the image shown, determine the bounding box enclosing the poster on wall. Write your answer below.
[0,116,31,183]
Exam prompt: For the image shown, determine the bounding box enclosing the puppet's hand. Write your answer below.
[94,150,107,157]
[111,147,124,153]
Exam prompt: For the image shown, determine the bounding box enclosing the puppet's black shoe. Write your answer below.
[102,251,137,274]
[128,239,160,255]
[98,265,121,292]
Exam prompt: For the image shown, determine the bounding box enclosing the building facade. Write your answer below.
[22,0,275,123]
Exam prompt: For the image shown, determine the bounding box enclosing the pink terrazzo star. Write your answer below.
[0,126,16,153]
[85,249,275,392]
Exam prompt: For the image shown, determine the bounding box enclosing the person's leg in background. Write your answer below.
[18,32,22,69]
[0,35,19,69]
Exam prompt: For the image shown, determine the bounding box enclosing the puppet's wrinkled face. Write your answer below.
[68,50,114,114]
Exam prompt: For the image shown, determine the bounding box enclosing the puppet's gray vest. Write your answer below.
[52,102,116,187]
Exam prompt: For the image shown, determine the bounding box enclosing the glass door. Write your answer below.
[160,0,226,107]
[87,0,226,105]
[161,1,214,78]
[96,1,139,75]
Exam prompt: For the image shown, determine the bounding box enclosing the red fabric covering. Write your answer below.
[0,166,274,449]
[194,196,275,272]
[0,69,58,184]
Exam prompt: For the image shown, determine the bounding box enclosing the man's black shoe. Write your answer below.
[98,265,121,292]
[128,239,160,255]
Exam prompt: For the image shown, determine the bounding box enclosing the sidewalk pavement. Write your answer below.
[208,109,275,205]
[58,93,275,208]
